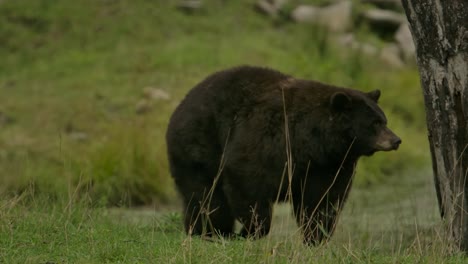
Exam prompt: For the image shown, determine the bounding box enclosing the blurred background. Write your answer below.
[0,0,430,208]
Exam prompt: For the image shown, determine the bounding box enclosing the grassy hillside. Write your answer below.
[0,0,429,205]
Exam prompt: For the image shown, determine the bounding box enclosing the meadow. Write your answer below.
[0,0,461,262]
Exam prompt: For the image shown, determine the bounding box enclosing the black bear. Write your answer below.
[166,66,401,245]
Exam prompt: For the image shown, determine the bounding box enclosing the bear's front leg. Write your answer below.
[293,200,339,246]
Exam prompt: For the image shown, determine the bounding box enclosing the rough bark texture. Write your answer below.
[401,0,468,251]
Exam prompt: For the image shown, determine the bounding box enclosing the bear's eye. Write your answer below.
[372,120,382,128]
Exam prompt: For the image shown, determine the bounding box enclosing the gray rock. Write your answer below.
[254,0,289,17]
[359,42,379,56]
[379,43,404,68]
[255,0,278,17]
[178,0,203,14]
[291,5,319,23]
[136,99,152,114]
[136,87,170,114]
[337,35,404,67]
[64,123,89,142]
[361,0,403,11]
[68,131,89,142]
[395,23,415,62]
[362,8,406,33]
[291,1,353,32]
[336,34,378,56]
[142,87,170,101]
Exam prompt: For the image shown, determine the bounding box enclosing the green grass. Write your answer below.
[1,169,465,263]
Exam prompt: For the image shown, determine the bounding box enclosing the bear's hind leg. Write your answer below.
[222,170,274,239]
[178,175,235,238]
[237,201,273,239]
[202,186,236,237]
[225,188,273,239]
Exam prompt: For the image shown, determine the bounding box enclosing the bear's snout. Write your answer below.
[375,127,401,151]
[391,137,402,150]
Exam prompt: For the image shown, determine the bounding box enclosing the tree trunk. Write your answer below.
[401,0,468,251]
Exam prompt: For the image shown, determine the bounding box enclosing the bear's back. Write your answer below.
[166,66,290,165]
[184,66,290,112]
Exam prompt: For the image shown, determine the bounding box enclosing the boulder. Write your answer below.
[142,87,170,101]
[395,23,416,62]
[178,0,203,14]
[291,5,319,23]
[362,8,406,34]
[361,0,403,11]
[379,43,404,68]
[68,131,89,142]
[64,123,89,142]
[336,34,378,56]
[254,0,289,17]
[337,35,404,67]
[136,99,152,115]
[291,1,353,32]
[135,88,170,115]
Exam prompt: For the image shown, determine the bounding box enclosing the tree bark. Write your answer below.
[401,0,468,251]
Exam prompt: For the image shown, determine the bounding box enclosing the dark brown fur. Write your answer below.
[166,66,401,245]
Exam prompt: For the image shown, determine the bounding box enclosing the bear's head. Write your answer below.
[330,89,401,156]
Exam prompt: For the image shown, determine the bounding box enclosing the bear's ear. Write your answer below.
[330,92,351,111]
[367,89,381,102]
